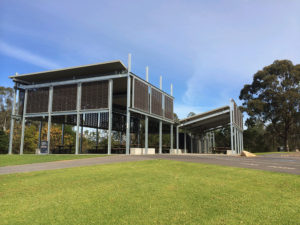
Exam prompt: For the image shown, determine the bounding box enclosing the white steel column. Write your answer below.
[108,79,113,155]
[159,121,162,154]
[8,88,17,154]
[176,126,179,154]
[170,124,173,151]
[125,54,131,155]
[38,121,43,149]
[20,89,28,154]
[75,83,82,155]
[145,115,148,154]
[184,130,187,153]
[47,86,53,154]
[230,99,235,154]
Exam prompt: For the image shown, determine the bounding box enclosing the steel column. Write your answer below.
[20,89,28,155]
[170,124,173,151]
[184,130,187,153]
[38,121,42,149]
[108,79,113,155]
[145,116,148,154]
[47,86,53,154]
[190,133,193,153]
[176,126,179,154]
[80,117,84,154]
[159,121,162,154]
[75,83,82,155]
[230,100,234,154]
[8,88,17,154]
[125,54,131,155]
[61,123,65,146]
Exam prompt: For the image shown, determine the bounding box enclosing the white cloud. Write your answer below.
[0,40,60,69]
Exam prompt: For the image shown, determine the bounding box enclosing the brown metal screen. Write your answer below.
[151,88,162,116]
[164,96,173,120]
[52,84,77,112]
[26,88,49,113]
[134,79,149,112]
[81,81,108,110]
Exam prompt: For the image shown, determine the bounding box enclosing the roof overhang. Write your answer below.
[10,60,127,84]
[179,106,230,132]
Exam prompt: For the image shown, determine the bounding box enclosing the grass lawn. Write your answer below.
[255,152,291,155]
[0,154,107,167]
[0,160,299,225]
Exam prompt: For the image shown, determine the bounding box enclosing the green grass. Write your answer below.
[0,160,299,225]
[0,154,107,167]
[254,152,290,155]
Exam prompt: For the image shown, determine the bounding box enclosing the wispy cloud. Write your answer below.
[0,40,60,69]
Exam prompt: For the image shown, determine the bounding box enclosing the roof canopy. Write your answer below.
[10,60,127,84]
[179,106,230,132]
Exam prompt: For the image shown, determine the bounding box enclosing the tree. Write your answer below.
[0,86,13,131]
[240,60,300,151]
[187,112,196,118]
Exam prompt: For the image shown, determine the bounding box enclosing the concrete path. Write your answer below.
[0,155,150,175]
[1,154,300,175]
[146,154,300,175]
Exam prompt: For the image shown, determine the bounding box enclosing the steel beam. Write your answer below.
[18,73,127,89]
[108,79,113,155]
[20,89,28,154]
[75,83,82,155]
[8,88,17,154]
[129,107,174,124]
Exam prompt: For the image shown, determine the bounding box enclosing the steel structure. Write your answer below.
[177,99,243,154]
[8,55,175,155]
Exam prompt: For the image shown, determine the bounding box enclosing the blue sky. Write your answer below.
[1,0,300,119]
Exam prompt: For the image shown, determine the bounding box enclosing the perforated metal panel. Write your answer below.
[26,88,49,113]
[18,89,25,115]
[134,79,149,112]
[151,88,162,116]
[164,96,173,120]
[53,84,77,112]
[81,81,108,110]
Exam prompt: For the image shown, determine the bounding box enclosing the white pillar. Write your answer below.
[20,89,28,155]
[75,83,82,155]
[8,88,17,154]
[125,54,131,155]
[107,79,113,155]
[159,121,162,154]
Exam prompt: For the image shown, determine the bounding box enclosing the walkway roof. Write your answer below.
[10,60,127,84]
[179,105,230,132]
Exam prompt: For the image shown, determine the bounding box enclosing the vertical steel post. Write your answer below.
[176,126,179,154]
[234,126,238,154]
[61,123,65,146]
[170,124,173,151]
[125,54,131,155]
[184,130,187,153]
[230,99,235,154]
[145,115,148,154]
[20,89,28,155]
[8,88,17,154]
[190,133,193,153]
[47,86,53,154]
[38,121,42,149]
[108,79,113,155]
[75,83,82,155]
[80,115,84,154]
[159,121,162,154]
[96,113,100,149]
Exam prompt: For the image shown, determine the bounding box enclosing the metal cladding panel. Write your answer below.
[232,102,243,130]
[134,79,149,112]
[52,84,77,112]
[81,81,108,110]
[26,88,49,113]
[151,88,163,116]
[164,95,173,120]
[18,89,25,115]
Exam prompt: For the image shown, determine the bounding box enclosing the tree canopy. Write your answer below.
[240,60,300,151]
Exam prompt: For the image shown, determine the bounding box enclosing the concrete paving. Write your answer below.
[1,154,300,175]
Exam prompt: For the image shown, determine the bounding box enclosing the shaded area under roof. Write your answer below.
[10,60,127,84]
[179,106,230,132]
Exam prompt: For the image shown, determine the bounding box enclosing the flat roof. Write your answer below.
[179,105,230,132]
[10,60,127,84]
